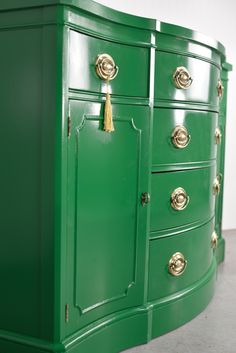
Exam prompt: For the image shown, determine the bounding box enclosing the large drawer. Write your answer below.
[69,30,149,97]
[152,109,218,168]
[154,51,221,106]
[150,166,216,232]
[148,219,214,301]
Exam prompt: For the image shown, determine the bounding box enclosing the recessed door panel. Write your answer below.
[66,100,149,331]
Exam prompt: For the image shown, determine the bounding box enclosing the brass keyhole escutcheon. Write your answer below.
[215,127,222,145]
[172,126,191,149]
[171,187,190,211]
[173,66,193,89]
[141,192,150,207]
[95,53,119,81]
[168,252,187,276]
[211,231,218,250]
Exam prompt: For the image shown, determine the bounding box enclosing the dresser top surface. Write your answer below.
[0,0,226,56]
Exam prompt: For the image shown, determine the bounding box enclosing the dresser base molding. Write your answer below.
[0,259,217,353]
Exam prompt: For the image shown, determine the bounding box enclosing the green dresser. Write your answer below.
[0,1,232,352]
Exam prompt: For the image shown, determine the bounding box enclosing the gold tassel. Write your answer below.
[104,88,114,133]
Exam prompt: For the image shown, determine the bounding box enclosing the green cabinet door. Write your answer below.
[66,100,150,333]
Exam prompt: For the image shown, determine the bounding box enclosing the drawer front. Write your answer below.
[152,109,218,168]
[69,30,149,97]
[154,51,220,106]
[148,220,214,301]
[150,167,216,232]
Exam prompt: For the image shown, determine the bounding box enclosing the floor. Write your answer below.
[124,230,236,353]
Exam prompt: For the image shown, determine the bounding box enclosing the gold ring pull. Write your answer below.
[95,53,119,81]
[168,252,187,276]
[217,79,224,98]
[171,187,189,211]
[211,231,218,250]
[213,174,222,195]
[173,66,193,89]
[215,127,222,145]
[172,125,191,149]
[95,54,118,133]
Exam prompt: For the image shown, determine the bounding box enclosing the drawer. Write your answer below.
[148,220,214,301]
[154,51,220,106]
[150,166,216,232]
[152,109,218,168]
[69,30,149,97]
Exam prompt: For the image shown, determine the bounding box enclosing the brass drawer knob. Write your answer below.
[217,79,224,98]
[171,187,189,211]
[95,53,119,81]
[211,231,218,249]
[168,252,187,276]
[215,127,222,145]
[172,125,191,149]
[173,66,193,89]
[213,175,222,195]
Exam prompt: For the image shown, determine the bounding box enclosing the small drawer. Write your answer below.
[154,51,221,106]
[148,220,214,301]
[69,30,149,97]
[152,109,218,168]
[150,166,216,232]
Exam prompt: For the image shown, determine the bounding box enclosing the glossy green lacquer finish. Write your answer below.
[148,220,214,301]
[150,167,216,232]
[0,1,231,352]
[152,109,218,170]
[0,22,57,340]
[215,63,232,263]
[69,31,149,97]
[66,100,149,332]
[155,52,220,107]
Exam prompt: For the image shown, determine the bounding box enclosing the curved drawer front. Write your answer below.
[148,219,214,301]
[69,30,149,97]
[154,51,220,106]
[152,109,218,168]
[150,166,216,232]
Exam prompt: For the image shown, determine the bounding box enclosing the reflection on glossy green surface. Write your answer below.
[155,52,220,106]
[152,109,218,168]
[150,167,216,231]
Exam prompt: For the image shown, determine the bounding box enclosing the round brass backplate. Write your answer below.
[215,127,222,145]
[168,252,187,276]
[172,125,191,149]
[171,187,189,211]
[211,231,218,250]
[173,66,193,89]
[95,53,119,81]
[213,175,221,195]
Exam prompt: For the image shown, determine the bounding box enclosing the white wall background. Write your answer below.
[95,0,236,230]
